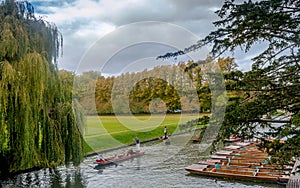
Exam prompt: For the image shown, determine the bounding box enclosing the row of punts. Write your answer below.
[185,141,291,185]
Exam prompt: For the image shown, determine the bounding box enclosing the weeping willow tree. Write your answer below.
[0,0,84,177]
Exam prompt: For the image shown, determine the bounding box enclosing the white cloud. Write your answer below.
[74,22,115,39]
[30,0,251,72]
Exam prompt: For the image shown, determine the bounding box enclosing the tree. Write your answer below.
[159,0,300,164]
[0,0,83,176]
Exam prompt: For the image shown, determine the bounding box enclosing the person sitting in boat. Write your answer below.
[257,162,263,168]
[262,156,271,165]
[215,162,221,170]
[96,154,105,162]
[252,168,259,176]
[114,154,118,160]
[126,149,134,156]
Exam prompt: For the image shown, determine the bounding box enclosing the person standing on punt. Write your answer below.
[164,126,168,139]
[135,136,140,152]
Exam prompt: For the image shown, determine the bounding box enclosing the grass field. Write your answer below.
[83,114,202,153]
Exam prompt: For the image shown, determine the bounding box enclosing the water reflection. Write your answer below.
[1,166,87,188]
[94,163,118,174]
[136,157,141,170]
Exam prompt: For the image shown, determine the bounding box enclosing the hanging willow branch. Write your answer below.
[0,0,83,177]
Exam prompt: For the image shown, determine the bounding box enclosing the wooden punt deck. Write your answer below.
[199,160,287,171]
[186,141,290,184]
[185,164,289,184]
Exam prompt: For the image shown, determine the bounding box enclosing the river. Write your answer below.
[1,135,281,188]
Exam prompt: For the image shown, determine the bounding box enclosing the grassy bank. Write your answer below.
[83,114,206,153]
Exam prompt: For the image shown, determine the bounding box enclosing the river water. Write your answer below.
[1,135,282,188]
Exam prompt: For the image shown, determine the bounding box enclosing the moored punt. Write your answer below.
[185,164,289,184]
[235,142,252,147]
[210,154,271,166]
[210,155,270,166]
[224,144,262,152]
[215,153,269,159]
[191,138,201,143]
[224,137,242,143]
[215,150,233,155]
[211,154,268,160]
[199,159,222,165]
[198,160,291,171]
[159,136,171,145]
[220,143,269,158]
[216,165,284,174]
[215,148,268,156]
[233,148,264,153]
[225,145,242,150]
[200,159,269,167]
[95,151,145,166]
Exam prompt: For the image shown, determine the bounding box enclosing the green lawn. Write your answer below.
[83,114,201,153]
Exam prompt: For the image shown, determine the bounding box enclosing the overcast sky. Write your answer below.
[29,0,258,74]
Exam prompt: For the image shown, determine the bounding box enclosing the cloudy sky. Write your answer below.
[29,0,258,74]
